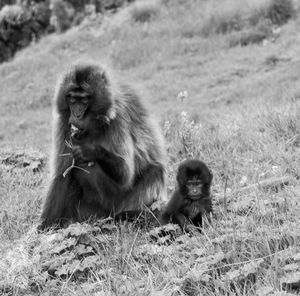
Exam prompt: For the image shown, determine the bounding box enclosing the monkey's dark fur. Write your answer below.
[161,159,213,231]
[39,62,167,230]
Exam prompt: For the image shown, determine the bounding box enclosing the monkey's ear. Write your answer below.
[99,69,109,85]
[107,106,116,121]
[208,169,213,183]
[91,68,109,85]
[176,166,186,186]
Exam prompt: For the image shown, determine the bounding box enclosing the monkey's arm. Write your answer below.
[201,197,213,224]
[38,116,79,230]
[39,175,76,230]
[173,212,191,230]
[160,191,186,225]
[72,144,132,186]
[163,191,194,231]
[191,197,213,228]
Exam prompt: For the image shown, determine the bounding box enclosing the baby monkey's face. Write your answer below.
[186,176,202,200]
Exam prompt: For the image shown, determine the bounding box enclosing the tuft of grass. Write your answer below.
[267,0,296,25]
[199,0,262,36]
[50,0,74,32]
[200,0,295,37]
[228,21,273,47]
[128,0,161,23]
[0,4,27,25]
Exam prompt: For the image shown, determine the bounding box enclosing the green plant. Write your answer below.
[129,0,160,23]
[50,0,74,32]
[267,0,295,25]
[0,0,14,10]
[199,0,296,38]
[0,4,28,26]
[228,21,272,47]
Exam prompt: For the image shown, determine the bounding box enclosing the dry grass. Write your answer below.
[128,0,161,23]
[1,0,300,295]
[200,0,295,36]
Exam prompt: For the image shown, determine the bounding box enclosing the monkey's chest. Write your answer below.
[183,202,203,219]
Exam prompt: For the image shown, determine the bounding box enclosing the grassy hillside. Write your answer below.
[1,0,300,295]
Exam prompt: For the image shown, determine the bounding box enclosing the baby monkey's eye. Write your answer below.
[68,96,76,104]
[187,180,202,186]
[82,98,89,105]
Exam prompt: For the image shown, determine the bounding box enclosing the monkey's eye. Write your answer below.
[187,180,202,186]
[82,98,89,105]
[69,97,76,104]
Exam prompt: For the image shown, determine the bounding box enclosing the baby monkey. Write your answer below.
[161,159,213,232]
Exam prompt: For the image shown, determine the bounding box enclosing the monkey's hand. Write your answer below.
[72,145,96,164]
[183,223,198,234]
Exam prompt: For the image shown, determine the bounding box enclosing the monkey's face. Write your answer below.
[177,159,213,201]
[67,90,90,126]
[186,177,203,200]
[66,86,115,141]
[66,89,95,140]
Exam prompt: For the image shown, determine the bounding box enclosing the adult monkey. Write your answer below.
[38,62,167,230]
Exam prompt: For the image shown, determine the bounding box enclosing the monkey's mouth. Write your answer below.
[189,195,202,201]
[188,189,202,200]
